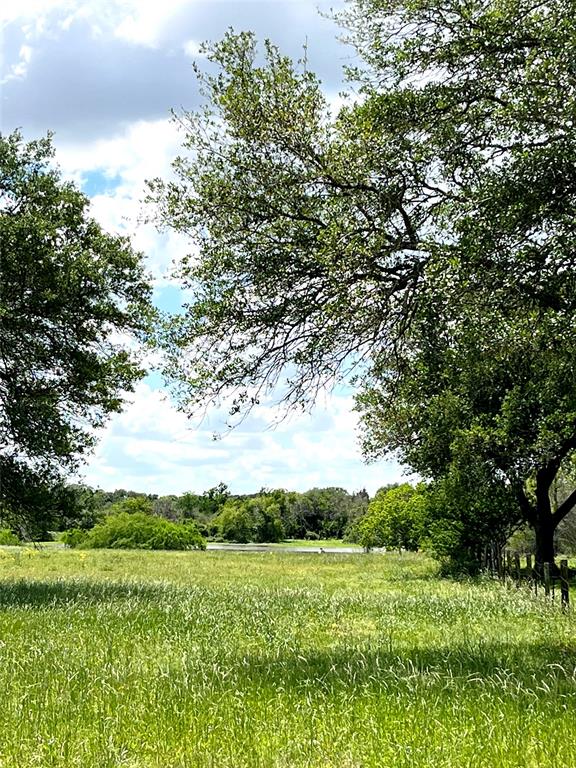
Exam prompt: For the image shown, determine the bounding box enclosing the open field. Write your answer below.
[208,540,363,554]
[0,548,575,767]
[270,539,363,550]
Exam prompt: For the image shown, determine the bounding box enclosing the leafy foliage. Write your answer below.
[213,495,284,543]
[81,513,206,551]
[0,463,99,540]
[61,528,88,549]
[422,468,520,574]
[177,483,231,522]
[148,1,576,567]
[0,528,20,546]
[147,31,422,421]
[0,131,152,523]
[284,487,368,539]
[348,0,576,565]
[105,497,154,516]
[56,482,371,545]
[354,483,426,552]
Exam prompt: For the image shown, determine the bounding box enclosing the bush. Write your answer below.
[81,513,206,551]
[355,484,427,553]
[0,528,20,545]
[61,528,88,548]
[420,468,520,575]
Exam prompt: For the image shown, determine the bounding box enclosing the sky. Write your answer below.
[1,0,408,497]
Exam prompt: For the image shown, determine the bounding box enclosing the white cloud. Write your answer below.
[1,44,34,84]
[0,0,67,26]
[113,0,193,47]
[54,118,191,281]
[2,0,192,46]
[80,382,407,496]
[55,118,181,186]
[182,39,205,58]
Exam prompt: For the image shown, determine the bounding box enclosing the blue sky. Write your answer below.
[1,0,408,496]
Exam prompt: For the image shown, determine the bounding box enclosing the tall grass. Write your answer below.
[0,548,574,767]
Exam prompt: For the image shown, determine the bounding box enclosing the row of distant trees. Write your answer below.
[54,483,370,544]
[5,478,575,570]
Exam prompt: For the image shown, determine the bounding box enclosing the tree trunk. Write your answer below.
[534,468,557,567]
[519,461,576,569]
[534,516,556,566]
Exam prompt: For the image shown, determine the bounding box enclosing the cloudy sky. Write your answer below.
[1,0,407,497]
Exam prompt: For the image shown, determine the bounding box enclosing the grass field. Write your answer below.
[271,540,363,549]
[0,547,575,767]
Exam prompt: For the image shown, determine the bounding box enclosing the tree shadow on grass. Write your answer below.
[229,639,576,698]
[1,578,574,702]
[0,577,172,608]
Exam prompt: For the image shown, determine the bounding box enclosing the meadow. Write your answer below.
[0,547,574,768]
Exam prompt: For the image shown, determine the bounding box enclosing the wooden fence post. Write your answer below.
[482,545,490,572]
[497,547,505,580]
[543,562,551,598]
[560,559,570,609]
[514,553,521,586]
[532,557,541,595]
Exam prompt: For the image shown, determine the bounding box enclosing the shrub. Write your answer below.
[421,469,519,574]
[61,528,88,548]
[356,484,427,553]
[0,528,20,545]
[82,513,206,551]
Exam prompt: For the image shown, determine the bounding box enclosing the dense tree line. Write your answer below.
[49,483,370,544]
[5,476,576,567]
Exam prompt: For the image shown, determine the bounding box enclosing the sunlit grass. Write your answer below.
[271,539,363,549]
[0,548,574,767]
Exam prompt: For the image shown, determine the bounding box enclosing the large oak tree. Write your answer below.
[149,0,576,566]
[0,132,152,533]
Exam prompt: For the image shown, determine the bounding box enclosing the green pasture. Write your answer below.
[0,548,574,767]
[272,539,362,549]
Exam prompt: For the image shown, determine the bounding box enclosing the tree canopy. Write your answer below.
[149,0,576,567]
[0,132,152,531]
[355,483,427,553]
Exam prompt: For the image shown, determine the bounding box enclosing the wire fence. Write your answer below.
[482,544,572,608]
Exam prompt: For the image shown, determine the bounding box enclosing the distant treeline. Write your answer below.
[4,479,576,570]
[54,483,371,544]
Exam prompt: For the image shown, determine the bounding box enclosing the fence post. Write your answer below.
[560,559,570,609]
[543,562,551,598]
[532,557,542,595]
[514,553,521,586]
[497,547,505,580]
[481,546,486,570]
